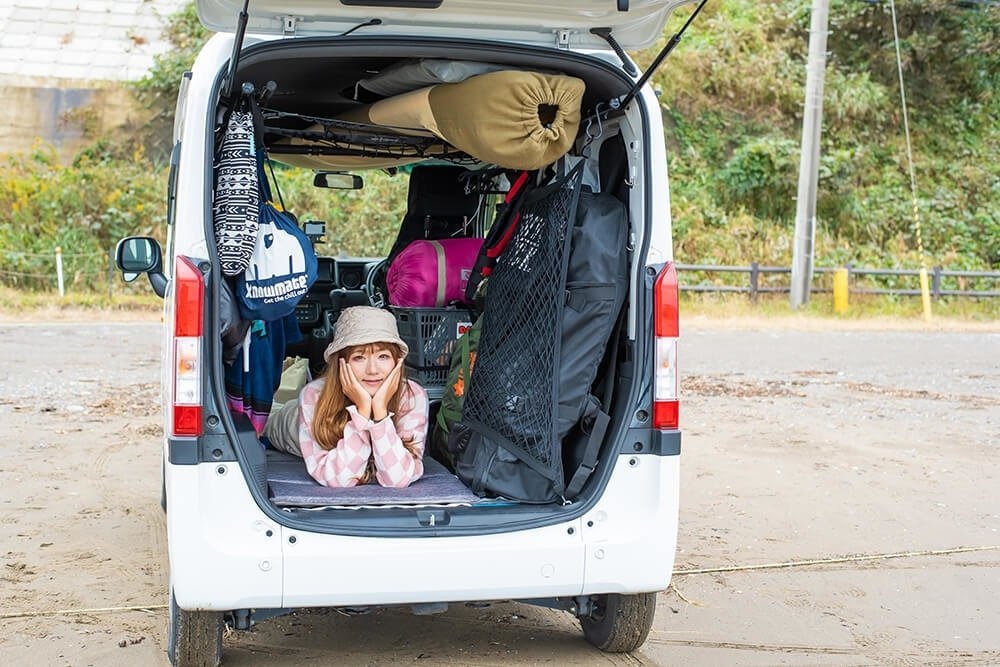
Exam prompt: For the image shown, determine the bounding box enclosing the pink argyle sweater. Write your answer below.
[298,378,428,488]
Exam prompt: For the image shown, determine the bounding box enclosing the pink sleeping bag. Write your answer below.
[387,238,484,307]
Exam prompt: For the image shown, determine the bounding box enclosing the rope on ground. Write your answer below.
[0,604,167,620]
[667,582,704,607]
[647,635,860,655]
[673,545,1000,576]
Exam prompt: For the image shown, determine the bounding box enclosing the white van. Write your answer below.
[117,1,693,664]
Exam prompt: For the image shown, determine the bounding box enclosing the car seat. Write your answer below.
[385,165,481,265]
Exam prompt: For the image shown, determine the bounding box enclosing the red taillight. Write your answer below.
[173,405,203,435]
[654,262,679,338]
[174,256,203,337]
[653,262,679,429]
[172,257,203,437]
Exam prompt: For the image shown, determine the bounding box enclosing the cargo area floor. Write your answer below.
[265,450,484,508]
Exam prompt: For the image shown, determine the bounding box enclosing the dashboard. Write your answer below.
[288,256,384,373]
[293,257,381,326]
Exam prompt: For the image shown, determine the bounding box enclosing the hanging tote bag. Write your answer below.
[213,101,260,276]
[236,154,318,321]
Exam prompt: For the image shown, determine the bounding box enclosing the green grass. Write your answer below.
[681,291,1000,323]
[0,286,162,315]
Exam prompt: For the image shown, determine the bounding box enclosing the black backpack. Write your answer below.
[450,162,628,502]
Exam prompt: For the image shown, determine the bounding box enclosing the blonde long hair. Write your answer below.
[312,342,418,483]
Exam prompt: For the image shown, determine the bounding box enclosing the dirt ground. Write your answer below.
[1,316,998,666]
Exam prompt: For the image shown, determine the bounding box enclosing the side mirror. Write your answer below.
[115,236,167,298]
[313,172,363,190]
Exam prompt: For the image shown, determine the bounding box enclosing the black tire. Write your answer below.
[167,590,224,667]
[580,592,657,653]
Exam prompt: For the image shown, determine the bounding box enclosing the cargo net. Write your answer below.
[462,165,584,476]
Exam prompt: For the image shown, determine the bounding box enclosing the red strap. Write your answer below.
[506,171,530,204]
[486,212,520,259]
[484,171,530,258]
[465,171,532,302]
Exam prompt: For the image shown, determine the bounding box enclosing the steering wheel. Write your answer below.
[364,259,389,308]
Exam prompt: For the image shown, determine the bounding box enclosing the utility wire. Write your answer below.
[3,250,105,258]
[0,269,55,279]
[888,0,925,262]
[0,268,106,278]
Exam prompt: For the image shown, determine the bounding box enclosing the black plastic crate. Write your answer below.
[391,307,474,388]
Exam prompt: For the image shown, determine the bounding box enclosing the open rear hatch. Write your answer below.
[197,0,688,50]
[201,2,706,534]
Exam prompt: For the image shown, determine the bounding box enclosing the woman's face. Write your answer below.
[345,344,397,396]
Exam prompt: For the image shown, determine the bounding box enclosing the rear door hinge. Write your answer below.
[282,15,298,36]
[555,29,572,49]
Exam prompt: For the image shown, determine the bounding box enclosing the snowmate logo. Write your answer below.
[246,275,309,302]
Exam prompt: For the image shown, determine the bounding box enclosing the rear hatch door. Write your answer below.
[197,0,688,50]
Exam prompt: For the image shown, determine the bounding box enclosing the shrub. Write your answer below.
[0,146,167,291]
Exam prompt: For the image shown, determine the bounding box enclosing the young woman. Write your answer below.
[296,306,427,488]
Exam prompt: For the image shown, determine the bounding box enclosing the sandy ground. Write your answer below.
[0,317,998,666]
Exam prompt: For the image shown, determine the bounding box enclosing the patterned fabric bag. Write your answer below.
[213,105,259,276]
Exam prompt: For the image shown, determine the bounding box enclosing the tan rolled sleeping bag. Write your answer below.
[341,70,586,170]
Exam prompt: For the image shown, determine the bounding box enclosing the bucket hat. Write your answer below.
[323,306,408,362]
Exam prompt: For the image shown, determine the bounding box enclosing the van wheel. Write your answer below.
[579,592,657,653]
[167,590,224,667]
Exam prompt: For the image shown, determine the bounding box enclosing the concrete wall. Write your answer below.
[0,0,185,162]
[0,82,145,162]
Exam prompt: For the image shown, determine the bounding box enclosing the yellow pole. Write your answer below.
[833,267,849,314]
[918,267,932,321]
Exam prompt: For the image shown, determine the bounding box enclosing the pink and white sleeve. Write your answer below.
[370,381,428,488]
[297,380,373,487]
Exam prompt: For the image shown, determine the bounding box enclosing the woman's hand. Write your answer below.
[339,359,372,420]
[371,359,403,422]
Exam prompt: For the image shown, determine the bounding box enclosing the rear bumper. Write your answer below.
[168,454,679,611]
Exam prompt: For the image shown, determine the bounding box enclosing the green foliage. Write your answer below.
[131,2,212,159]
[0,149,410,292]
[719,135,799,219]
[652,0,1000,273]
[827,0,999,107]
[265,165,409,258]
[0,145,167,291]
[2,0,997,301]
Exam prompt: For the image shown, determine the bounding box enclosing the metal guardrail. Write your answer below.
[675,263,1000,299]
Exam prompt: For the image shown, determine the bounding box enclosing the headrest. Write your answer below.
[406,166,479,220]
